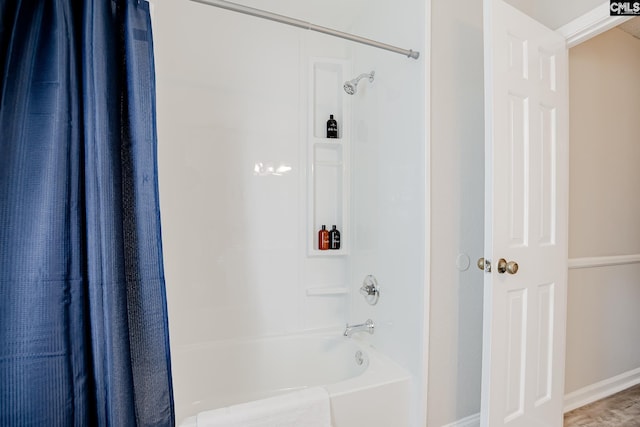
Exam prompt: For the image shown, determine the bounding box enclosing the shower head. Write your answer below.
[343,71,375,95]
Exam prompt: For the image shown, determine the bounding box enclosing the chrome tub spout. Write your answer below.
[343,319,375,337]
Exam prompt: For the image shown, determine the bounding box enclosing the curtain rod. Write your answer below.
[189,0,420,60]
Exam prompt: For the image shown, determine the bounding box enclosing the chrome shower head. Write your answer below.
[343,71,375,95]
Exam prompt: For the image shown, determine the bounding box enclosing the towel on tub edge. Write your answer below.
[196,386,332,427]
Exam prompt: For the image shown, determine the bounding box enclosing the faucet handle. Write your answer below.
[359,275,380,305]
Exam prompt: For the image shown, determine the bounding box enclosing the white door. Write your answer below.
[481,0,569,426]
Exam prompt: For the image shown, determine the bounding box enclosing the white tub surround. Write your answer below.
[152,0,427,424]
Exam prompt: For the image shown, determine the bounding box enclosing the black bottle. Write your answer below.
[329,225,340,250]
[327,114,338,138]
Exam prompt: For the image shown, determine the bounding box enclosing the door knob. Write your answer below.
[497,258,518,274]
[477,257,491,272]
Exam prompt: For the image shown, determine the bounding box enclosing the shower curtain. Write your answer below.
[0,0,174,425]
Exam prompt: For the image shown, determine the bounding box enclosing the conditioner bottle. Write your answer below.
[318,225,330,250]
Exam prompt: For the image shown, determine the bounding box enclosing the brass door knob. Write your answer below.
[477,257,491,272]
[497,258,519,274]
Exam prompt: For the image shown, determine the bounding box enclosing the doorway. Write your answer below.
[428,3,638,427]
[479,4,640,425]
[564,17,640,412]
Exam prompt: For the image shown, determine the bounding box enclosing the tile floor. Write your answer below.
[564,384,640,426]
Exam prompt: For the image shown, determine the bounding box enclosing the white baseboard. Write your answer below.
[564,367,640,413]
[439,368,640,425]
[441,412,480,427]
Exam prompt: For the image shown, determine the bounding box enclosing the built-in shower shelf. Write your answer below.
[306,286,349,296]
[307,57,350,257]
[308,249,347,257]
[313,138,343,144]
[314,160,343,167]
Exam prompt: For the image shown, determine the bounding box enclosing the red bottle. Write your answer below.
[318,225,330,250]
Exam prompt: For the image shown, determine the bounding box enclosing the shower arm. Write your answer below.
[189,0,420,60]
[351,72,375,85]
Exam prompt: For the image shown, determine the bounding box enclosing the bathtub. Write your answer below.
[173,331,411,427]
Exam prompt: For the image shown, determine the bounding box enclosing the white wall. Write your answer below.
[428,0,485,425]
[153,0,344,347]
[348,2,427,424]
[151,0,426,425]
[566,27,640,394]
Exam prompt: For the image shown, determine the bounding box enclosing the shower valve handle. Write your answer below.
[359,275,380,305]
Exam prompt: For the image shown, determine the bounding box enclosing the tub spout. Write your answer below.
[343,319,375,337]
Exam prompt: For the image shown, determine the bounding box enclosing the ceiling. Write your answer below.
[502,1,640,39]
[619,17,640,40]
[505,0,605,29]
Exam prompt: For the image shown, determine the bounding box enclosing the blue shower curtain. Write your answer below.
[0,0,174,425]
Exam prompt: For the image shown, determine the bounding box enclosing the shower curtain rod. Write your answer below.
[188,0,420,60]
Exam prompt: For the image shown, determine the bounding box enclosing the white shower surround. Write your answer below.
[151,0,427,425]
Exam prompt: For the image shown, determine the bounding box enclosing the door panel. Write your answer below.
[534,282,554,405]
[538,105,556,246]
[507,92,529,247]
[504,288,527,421]
[481,0,569,426]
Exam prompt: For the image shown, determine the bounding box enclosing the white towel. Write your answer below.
[196,387,332,427]
[179,416,197,427]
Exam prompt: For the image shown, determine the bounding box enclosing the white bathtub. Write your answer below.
[173,332,411,427]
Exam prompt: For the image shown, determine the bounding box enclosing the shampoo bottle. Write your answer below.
[326,114,338,138]
[329,225,340,250]
[318,225,330,250]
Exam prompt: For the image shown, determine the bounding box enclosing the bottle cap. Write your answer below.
[321,225,326,230]
[330,114,334,119]
[332,225,337,229]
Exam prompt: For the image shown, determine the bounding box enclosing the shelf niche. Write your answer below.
[308,58,350,256]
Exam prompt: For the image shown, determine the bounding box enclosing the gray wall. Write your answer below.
[566,27,640,394]
[428,0,485,425]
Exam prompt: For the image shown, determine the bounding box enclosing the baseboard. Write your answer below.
[438,369,640,424]
[564,367,640,413]
[441,412,480,427]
